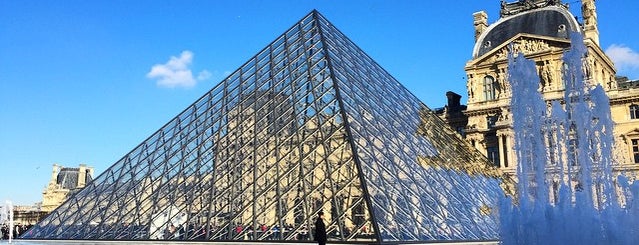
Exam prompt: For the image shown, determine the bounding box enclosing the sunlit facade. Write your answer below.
[41,164,94,213]
[462,0,639,174]
[435,1,639,208]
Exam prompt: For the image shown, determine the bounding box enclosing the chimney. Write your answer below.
[473,11,489,42]
[581,0,599,45]
[446,91,462,112]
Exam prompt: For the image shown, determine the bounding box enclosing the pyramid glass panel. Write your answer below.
[23,11,504,243]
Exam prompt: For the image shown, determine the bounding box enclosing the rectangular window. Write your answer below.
[487,146,500,167]
[568,138,578,166]
[547,132,557,166]
[632,139,639,163]
[502,136,509,168]
[487,115,498,129]
[352,196,365,226]
[631,105,639,119]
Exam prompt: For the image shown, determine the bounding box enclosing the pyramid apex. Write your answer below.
[309,9,324,19]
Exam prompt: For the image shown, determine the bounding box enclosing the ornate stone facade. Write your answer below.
[608,78,639,174]
[461,0,639,180]
[40,164,94,213]
[12,205,46,226]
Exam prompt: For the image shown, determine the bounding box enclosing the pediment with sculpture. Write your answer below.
[469,34,571,66]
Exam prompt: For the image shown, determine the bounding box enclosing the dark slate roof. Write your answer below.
[57,168,80,189]
[473,6,580,58]
[56,167,91,189]
[617,77,639,90]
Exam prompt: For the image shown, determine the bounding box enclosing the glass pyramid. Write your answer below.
[23,10,504,243]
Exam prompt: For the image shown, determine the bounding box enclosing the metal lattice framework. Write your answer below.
[23,10,504,243]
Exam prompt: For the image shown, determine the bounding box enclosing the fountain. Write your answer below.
[500,32,639,244]
[1,201,14,243]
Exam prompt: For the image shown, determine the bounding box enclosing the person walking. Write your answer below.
[314,211,327,245]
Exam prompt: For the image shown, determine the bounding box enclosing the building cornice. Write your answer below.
[466,33,570,69]
[609,95,639,105]
[464,106,502,117]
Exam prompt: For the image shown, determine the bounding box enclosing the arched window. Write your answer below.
[483,76,496,101]
[630,104,639,119]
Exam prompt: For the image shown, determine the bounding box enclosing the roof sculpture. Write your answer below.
[499,0,566,17]
[23,10,504,243]
[474,1,580,58]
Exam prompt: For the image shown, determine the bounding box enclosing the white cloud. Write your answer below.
[197,70,212,81]
[605,44,639,78]
[147,50,210,88]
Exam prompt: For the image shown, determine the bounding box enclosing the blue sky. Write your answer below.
[1,1,638,205]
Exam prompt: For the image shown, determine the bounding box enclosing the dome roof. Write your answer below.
[473,6,580,58]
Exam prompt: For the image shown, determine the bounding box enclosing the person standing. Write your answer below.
[314,211,327,245]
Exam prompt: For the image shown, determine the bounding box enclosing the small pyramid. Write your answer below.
[23,10,504,243]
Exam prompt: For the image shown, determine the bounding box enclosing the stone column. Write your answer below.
[497,133,506,168]
[505,132,514,169]
[50,164,60,185]
[78,164,87,187]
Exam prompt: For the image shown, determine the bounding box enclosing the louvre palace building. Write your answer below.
[437,0,639,182]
